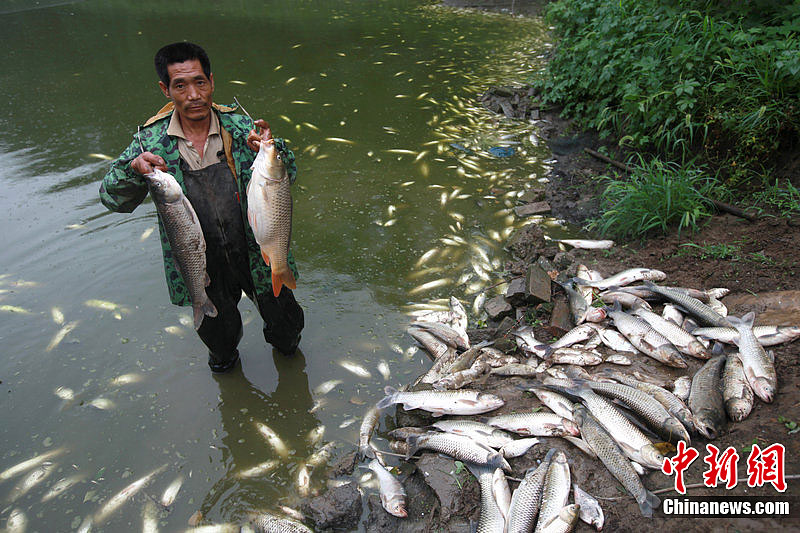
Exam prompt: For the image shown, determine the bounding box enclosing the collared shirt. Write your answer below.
[166,109,224,170]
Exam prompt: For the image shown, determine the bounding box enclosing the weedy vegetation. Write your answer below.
[588,156,718,238]
[534,0,800,236]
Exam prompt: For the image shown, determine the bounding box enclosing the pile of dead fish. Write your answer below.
[355,266,800,530]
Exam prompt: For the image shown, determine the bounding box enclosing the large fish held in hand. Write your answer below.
[145,169,217,330]
[247,138,296,297]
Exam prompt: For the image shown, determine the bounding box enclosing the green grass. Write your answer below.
[588,156,718,238]
[678,241,743,260]
[750,179,800,217]
[533,0,800,176]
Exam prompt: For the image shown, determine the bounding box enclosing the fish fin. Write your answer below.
[182,197,198,224]
[193,298,218,330]
[740,312,756,327]
[768,349,775,363]
[204,271,211,287]
[271,267,297,297]
[247,209,258,234]
[642,280,656,289]
[464,461,490,480]
[637,490,660,517]
[376,387,398,410]
[260,248,271,266]
[405,435,420,459]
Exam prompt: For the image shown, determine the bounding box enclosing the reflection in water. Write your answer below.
[202,349,319,521]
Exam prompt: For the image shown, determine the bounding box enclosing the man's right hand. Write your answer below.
[131,152,167,176]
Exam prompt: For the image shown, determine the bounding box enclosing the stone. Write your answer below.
[507,224,546,260]
[301,481,362,531]
[496,316,517,336]
[485,295,512,321]
[519,188,546,204]
[505,276,528,306]
[526,263,552,303]
[514,201,551,217]
[416,454,461,524]
[549,297,573,333]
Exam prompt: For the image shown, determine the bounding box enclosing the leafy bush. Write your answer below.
[589,156,718,237]
[534,0,800,173]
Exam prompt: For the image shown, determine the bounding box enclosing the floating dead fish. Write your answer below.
[88,153,114,160]
[409,278,451,295]
[0,448,66,482]
[88,397,115,410]
[236,460,279,479]
[54,386,74,400]
[94,464,167,524]
[325,137,355,145]
[229,80,247,85]
[160,475,184,507]
[0,305,34,314]
[41,474,85,502]
[255,422,290,458]
[338,360,372,379]
[45,321,79,352]
[51,307,64,325]
[140,227,155,241]
[377,360,391,381]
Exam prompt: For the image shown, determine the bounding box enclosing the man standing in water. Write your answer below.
[100,42,304,372]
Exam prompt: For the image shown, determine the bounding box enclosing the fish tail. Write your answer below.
[637,489,661,517]
[193,297,218,330]
[270,267,297,297]
[376,386,398,410]
[405,435,420,459]
[642,280,656,289]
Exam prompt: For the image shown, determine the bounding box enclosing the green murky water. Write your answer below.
[0,1,555,530]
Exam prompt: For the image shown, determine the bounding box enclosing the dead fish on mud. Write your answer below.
[727,312,777,403]
[574,268,666,291]
[688,356,727,439]
[555,239,614,250]
[368,459,407,517]
[247,138,297,297]
[377,386,504,416]
[145,169,217,329]
[692,325,800,346]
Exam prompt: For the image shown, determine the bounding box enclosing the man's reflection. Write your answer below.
[200,348,320,520]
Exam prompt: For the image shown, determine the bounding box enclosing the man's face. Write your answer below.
[159,59,214,123]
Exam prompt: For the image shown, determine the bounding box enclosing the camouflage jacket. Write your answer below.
[99,101,299,306]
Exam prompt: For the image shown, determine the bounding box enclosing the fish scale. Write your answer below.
[534,450,570,533]
[688,356,727,439]
[573,406,659,517]
[728,313,777,403]
[247,140,296,297]
[507,451,553,533]
[145,169,217,329]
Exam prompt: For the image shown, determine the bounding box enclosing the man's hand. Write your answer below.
[247,119,273,152]
[131,152,167,176]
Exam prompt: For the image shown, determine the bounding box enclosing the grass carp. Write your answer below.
[728,313,777,403]
[688,356,727,439]
[723,353,754,421]
[145,169,217,329]
[573,405,660,517]
[377,386,504,416]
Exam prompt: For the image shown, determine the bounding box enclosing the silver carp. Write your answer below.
[484,411,580,438]
[431,419,515,449]
[692,325,800,346]
[145,169,217,329]
[377,386,504,416]
[574,268,666,290]
[406,432,510,471]
[247,139,296,297]
[368,459,407,517]
[573,484,604,531]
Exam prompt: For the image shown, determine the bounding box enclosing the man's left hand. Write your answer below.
[247,119,273,151]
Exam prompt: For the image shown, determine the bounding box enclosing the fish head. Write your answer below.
[383,494,408,518]
[145,169,182,202]
[252,138,289,181]
[688,341,711,359]
[478,393,505,410]
[751,377,775,403]
[639,444,666,469]
[561,417,581,436]
[658,345,688,368]
[664,419,691,443]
